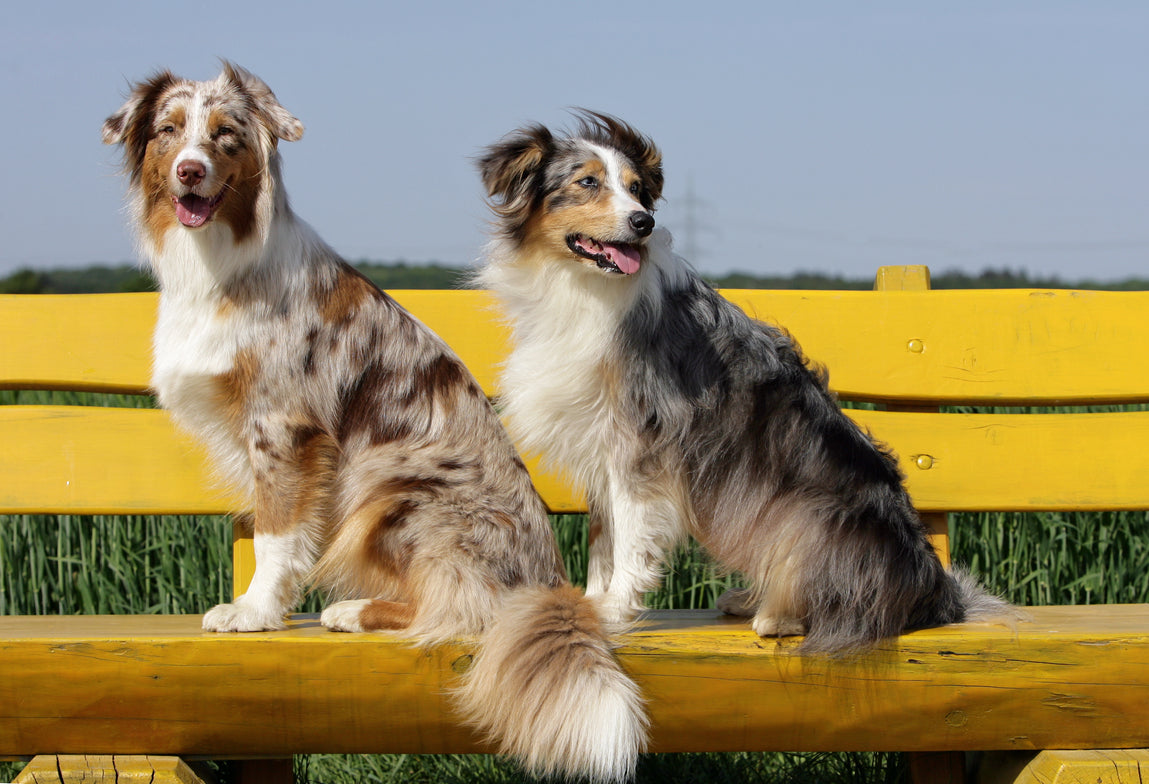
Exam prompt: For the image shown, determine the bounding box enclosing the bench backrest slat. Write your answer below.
[5,404,1149,516]
[725,288,1149,405]
[1,294,154,394]
[0,405,232,515]
[6,285,1149,518]
[7,289,1149,405]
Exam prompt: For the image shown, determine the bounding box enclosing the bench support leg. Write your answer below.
[232,758,294,784]
[1014,750,1149,783]
[13,755,206,783]
[907,751,964,784]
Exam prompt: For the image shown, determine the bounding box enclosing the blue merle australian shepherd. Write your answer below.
[477,111,1014,653]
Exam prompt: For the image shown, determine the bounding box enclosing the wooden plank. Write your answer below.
[12,755,206,783]
[852,408,1149,512]
[2,606,1149,757]
[0,294,155,394]
[0,291,509,396]
[724,288,1149,405]
[0,405,580,516]
[6,405,1149,518]
[0,406,235,515]
[8,288,1149,405]
[1014,750,1149,784]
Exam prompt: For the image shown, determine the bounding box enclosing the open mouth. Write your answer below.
[566,234,643,275]
[171,189,226,229]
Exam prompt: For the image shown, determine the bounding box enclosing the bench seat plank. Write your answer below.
[2,606,1148,757]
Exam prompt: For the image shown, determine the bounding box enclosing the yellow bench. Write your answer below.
[3,266,1149,784]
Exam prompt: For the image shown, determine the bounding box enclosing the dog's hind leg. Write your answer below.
[716,587,755,617]
[717,588,804,636]
[322,598,415,633]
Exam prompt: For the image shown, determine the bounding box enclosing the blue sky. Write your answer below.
[3,2,1147,280]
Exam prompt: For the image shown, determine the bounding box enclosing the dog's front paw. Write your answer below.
[202,599,286,632]
[589,592,643,630]
[320,599,371,633]
[716,587,755,617]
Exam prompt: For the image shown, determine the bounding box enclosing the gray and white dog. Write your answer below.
[478,111,1013,653]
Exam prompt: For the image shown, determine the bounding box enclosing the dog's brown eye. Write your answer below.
[158,125,175,135]
[578,176,598,189]
[216,126,234,137]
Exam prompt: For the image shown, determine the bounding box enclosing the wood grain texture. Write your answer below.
[7,405,1148,518]
[1013,750,1149,784]
[12,754,206,783]
[2,606,1149,758]
[7,288,1149,405]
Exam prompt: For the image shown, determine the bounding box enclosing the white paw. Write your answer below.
[752,614,806,638]
[320,599,371,633]
[716,587,755,617]
[589,591,643,629]
[202,599,286,632]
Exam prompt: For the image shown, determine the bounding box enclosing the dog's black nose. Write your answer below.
[629,211,655,237]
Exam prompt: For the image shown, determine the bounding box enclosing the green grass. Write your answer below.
[4,392,1148,782]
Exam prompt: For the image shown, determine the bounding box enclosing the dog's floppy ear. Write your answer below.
[631,139,663,207]
[221,61,304,143]
[102,71,180,181]
[478,124,553,218]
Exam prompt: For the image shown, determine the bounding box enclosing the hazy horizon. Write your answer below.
[4,2,1147,280]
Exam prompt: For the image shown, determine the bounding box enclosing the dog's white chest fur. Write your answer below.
[484,252,649,488]
[151,283,255,495]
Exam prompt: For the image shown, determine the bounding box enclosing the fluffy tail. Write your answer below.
[452,584,648,783]
[949,567,1029,626]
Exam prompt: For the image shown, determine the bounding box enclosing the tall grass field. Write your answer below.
[3,389,1147,783]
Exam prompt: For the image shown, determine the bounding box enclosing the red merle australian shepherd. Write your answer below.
[103,65,645,781]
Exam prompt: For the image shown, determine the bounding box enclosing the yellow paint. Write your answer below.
[0,406,239,515]
[8,274,1149,765]
[13,755,205,783]
[873,266,952,569]
[849,408,1149,511]
[10,287,1149,405]
[3,606,1149,757]
[1014,750,1149,784]
[232,518,256,600]
[722,287,1149,405]
[389,290,511,396]
[0,294,155,394]
[874,264,932,291]
[21,406,1149,565]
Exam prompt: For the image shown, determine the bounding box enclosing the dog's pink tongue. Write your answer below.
[604,243,641,275]
[175,195,213,228]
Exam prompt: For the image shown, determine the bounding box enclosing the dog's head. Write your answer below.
[102,61,303,247]
[479,110,663,276]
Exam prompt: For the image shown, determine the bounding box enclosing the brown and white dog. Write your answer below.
[103,65,645,781]
[477,111,1015,654]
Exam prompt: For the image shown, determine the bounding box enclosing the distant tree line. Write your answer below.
[2,262,1146,294]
